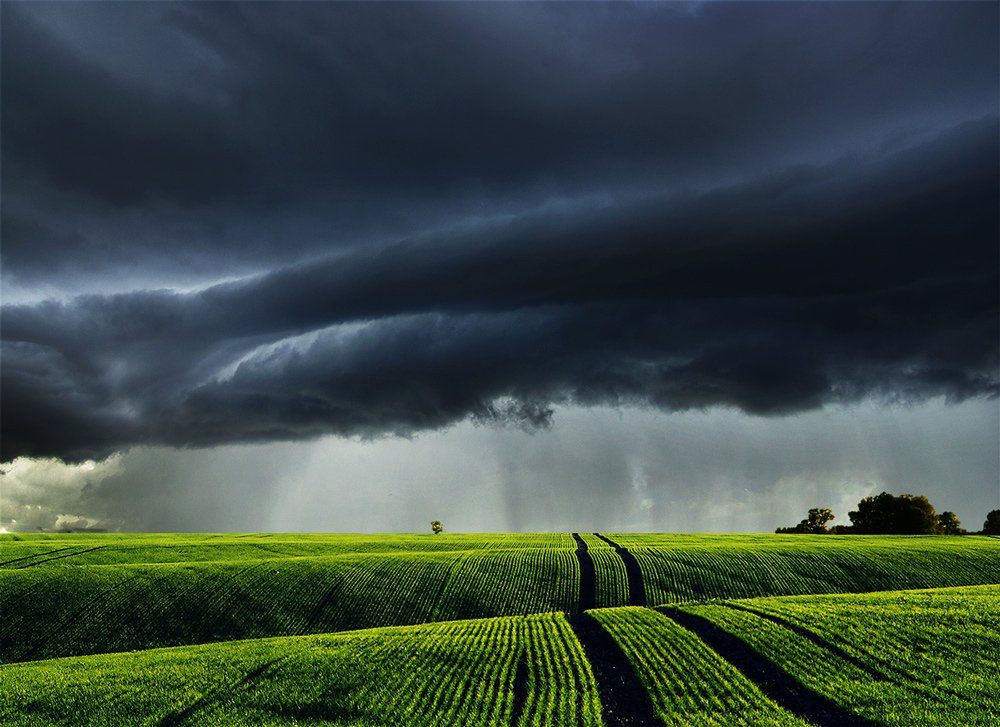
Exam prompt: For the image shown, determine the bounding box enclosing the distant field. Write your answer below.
[610,533,1000,603]
[0,532,577,564]
[2,532,998,662]
[1,534,582,663]
[2,585,996,726]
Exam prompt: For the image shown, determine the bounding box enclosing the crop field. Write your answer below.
[608,533,1000,604]
[2,533,998,724]
[0,545,580,662]
[0,611,605,726]
[584,607,803,726]
[667,585,1000,726]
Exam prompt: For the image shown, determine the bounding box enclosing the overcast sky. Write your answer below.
[1,2,997,532]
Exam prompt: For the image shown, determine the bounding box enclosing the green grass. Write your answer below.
[3,532,997,662]
[0,532,576,567]
[2,585,995,725]
[608,533,1000,604]
[0,612,601,727]
[675,585,1000,726]
[578,534,629,608]
[587,607,805,726]
[0,548,578,662]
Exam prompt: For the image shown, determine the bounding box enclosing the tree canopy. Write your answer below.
[776,507,835,534]
[984,510,1000,535]
[848,492,939,534]
[936,511,964,535]
[777,493,977,535]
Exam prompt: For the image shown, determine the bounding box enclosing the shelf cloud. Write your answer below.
[2,2,997,476]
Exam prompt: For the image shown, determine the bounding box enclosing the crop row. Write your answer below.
[675,585,1000,726]
[580,547,629,608]
[0,549,579,662]
[1,586,995,725]
[625,536,1000,604]
[5,534,999,663]
[589,607,802,725]
[0,612,600,726]
[0,532,577,569]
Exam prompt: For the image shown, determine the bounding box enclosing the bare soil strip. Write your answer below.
[660,608,877,727]
[0,547,76,568]
[720,603,968,704]
[571,533,597,612]
[592,534,646,607]
[719,602,890,681]
[511,650,529,726]
[569,612,663,726]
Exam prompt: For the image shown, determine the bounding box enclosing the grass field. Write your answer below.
[2,532,998,724]
[669,585,1000,726]
[0,612,602,727]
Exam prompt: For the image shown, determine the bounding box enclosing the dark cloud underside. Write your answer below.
[1,1,997,462]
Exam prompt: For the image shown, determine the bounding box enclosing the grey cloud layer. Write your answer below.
[4,118,997,460]
[1,2,997,461]
[4,400,997,533]
[2,1,996,287]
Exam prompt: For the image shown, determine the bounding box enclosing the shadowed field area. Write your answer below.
[1,585,996,726]
[2,533,998,663]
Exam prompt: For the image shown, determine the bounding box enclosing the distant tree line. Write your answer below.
[777,493,1000,535]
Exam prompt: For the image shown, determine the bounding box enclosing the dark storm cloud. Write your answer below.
[3,115,997,460]
[0,1,997,461]
[2,1,996,284]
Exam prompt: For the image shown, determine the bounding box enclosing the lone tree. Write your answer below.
[776,507,835,534]
[936,511,964,535]
[431,520,443,535]
[848,492,938,534]
[983,510,1000,535]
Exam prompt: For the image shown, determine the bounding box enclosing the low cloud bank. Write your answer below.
[0,455,123,531]
[2,400,995,533]
[3,121,997,461]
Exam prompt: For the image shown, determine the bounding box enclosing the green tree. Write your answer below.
[848,492,938,534]
[776,507,835,534]
[983,510,1000,535]
[803,507,835,533]
[430,520,443,535]
[936,511,964,535]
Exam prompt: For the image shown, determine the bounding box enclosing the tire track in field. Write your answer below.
[13,545,105,569]
[568,612,663,726]
[20,573,144,661]
[719,603,891,681]
[421,550,468,622]
[571,534,596,612]
[592,534,646,607]
[660,608,878,727]
[303,571,347,632]
[0,546,77,568]
[159,656,286,726]
[510,650,529,726]
[189,560,273,640]
[719,603,969,706]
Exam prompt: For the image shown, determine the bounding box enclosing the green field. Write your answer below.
[2,532,998,724]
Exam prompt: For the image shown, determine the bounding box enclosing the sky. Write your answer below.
[1,1,998,532]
